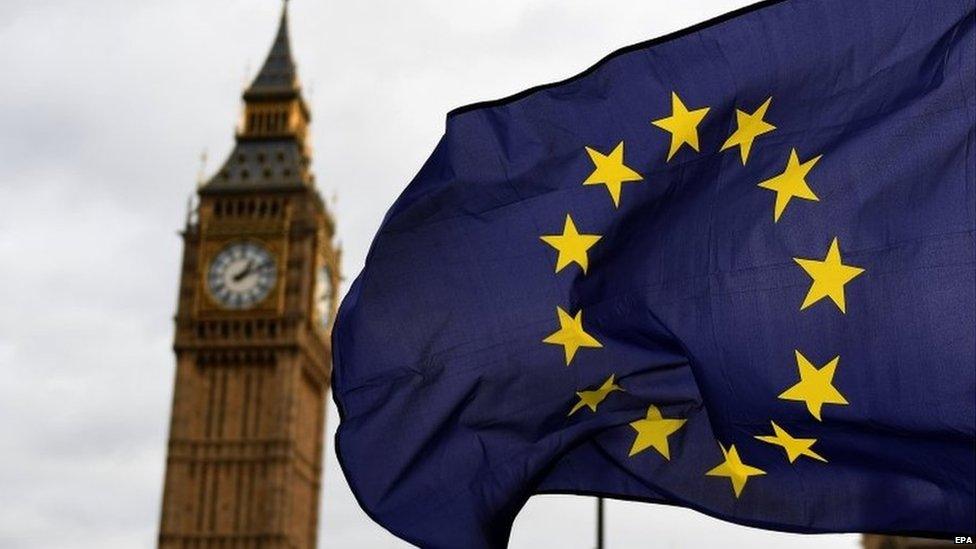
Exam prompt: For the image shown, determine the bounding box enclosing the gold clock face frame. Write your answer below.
[205,241,277,310]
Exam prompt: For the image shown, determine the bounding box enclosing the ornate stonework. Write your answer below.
[158,5,339,548]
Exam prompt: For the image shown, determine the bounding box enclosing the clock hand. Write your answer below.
[232,260,254,282]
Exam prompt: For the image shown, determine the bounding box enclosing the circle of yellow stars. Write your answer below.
[538,91,867,500]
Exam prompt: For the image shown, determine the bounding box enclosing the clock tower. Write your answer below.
[158,5,339,548]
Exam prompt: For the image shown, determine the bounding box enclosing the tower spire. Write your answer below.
[200,0,313,194]
[245,0,298,98]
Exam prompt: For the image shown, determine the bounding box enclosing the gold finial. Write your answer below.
[185,193,199,227]
[196,149,208,188]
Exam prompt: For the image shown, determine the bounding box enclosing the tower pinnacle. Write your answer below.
[201,2,312,194]
[245,1,299,98]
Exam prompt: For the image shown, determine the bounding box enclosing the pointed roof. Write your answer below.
[200,1,313,195]
[245,1,299,97]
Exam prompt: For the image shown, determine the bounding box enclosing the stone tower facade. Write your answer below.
[158,5,339,548]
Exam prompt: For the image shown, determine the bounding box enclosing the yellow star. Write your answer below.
[543,307,602,366]
[652,91,711,162]
[757,148,822,222]
[583,142,643,207]
[720,97,776,164]
[627,405,687,459]
[705,443,765,498]
[755,421,827,463]
[568,374,623,416]
[540,215,602,274]
[793,237,865,313]
[778,350,849,421]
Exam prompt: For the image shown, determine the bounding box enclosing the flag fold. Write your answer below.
[333,1,976,546]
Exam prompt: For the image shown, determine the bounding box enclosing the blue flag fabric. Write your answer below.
[332,1,976,546]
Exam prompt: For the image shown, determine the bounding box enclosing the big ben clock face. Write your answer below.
[206,242,277,309]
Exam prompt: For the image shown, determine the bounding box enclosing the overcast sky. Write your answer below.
[0,1,861,547]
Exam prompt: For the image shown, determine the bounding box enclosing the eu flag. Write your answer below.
[332,0,976,546]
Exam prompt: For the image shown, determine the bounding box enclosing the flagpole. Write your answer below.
[596,496,605,549]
